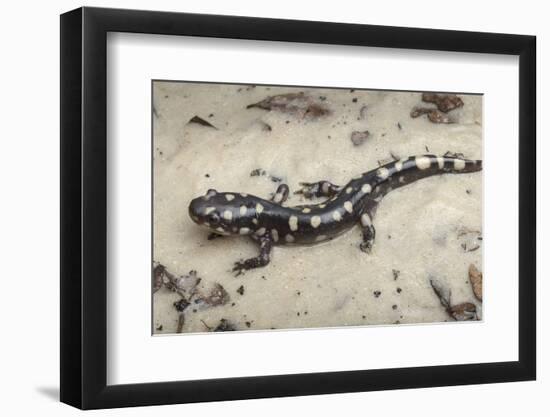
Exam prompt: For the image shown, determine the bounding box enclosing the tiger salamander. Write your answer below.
[188,155,482,275]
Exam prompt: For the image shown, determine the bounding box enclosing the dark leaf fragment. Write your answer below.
[250,168,266,177]
[188,115,217,129]
[259,121,272,131]
[174,298,190,312]
[207,232,224,240]
[213,319,236,332]
[392,269,401,280]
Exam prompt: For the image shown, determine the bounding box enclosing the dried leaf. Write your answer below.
[247,92,331,119]
[411,107,453,124]
[422,93,464,113]
[430,279,478,321]
[205,283,230,306]
[449,302,478,321]
[427,110,453,124]
[195,283,230,309]
[152,263,165,293]
[468,264,483,301]
[410,107,429,118]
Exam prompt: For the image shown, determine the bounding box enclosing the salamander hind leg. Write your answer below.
[271,184,289,205]
[359,212,376,253]
[232,236,273,276]
[295,180,342,199]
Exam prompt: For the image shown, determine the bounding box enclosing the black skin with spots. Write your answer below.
[188,155,482,275]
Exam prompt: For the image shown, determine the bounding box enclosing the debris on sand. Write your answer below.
[194,283,230,308]
[207,232,224,240]
[359,105,369,120]
[153,263,230,332]
[247,92,331,119]
[468,264,483,302]
[213,318,237,332]
[429,279,478,321]
[153,263,201,298]
[176,313,186,333]
[173,298,191,333]
[447,302,478,321]
[249,168,283,183]
[410,93,463,124]
[259,120,272,132]
[457,228,482,253]
[173,298,191,312]
[422,93,464,113]
[250,168,267,177]
[410,107,454,124]
[443,151,465,159]
[188,115,217,129]
[153,263,165,293]
[350,130,370,146]
[166,269,202,298]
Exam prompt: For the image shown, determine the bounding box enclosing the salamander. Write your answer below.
[188,155,482,275]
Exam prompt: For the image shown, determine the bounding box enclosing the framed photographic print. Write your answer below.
[60,6,536,409]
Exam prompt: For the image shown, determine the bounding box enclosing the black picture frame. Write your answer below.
[60,6,536,410]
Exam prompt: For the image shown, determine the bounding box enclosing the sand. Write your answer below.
[152,82,482,334]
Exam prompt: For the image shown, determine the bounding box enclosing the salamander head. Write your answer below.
[188,189,256,236]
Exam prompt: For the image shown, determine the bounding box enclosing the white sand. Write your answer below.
[152,82,482,334]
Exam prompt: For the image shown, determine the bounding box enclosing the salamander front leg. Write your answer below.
[271,184,289,205]
[232,236,273,276]
[295,180,342,199]
[359,213,376,253]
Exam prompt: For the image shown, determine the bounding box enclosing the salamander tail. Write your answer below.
[371,155,483,195]
[463,158,482,173]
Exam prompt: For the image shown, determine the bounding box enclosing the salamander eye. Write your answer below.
[207,213,220,224]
